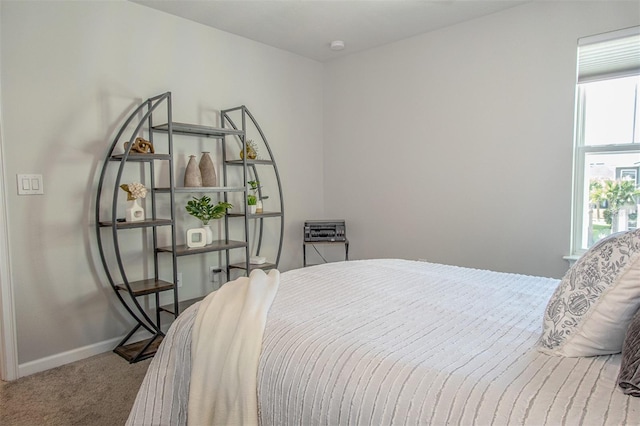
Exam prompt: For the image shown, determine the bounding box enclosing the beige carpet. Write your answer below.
[0,351,151,426]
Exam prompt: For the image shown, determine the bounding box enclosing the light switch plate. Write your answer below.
[17,174,44,195]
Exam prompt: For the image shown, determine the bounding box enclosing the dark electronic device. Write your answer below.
[304,220,347,242]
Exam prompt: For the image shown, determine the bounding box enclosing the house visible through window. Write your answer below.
[571,27,640,255]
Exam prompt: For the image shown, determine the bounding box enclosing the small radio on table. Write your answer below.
[303,220,349,267]
[304,220,347,242]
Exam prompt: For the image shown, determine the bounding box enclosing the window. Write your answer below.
[571,27,640,255]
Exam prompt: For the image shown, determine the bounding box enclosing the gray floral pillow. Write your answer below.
[538,228,640,357]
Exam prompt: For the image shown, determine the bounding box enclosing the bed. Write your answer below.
[127,232,640,425]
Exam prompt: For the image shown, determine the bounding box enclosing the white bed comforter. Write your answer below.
[127,259,640,425]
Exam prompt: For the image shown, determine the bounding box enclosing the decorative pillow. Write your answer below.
[538,228,640,357]
[618,308,640,397]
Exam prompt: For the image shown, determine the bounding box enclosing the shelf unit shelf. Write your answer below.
[229,261,277,271]
[152,122,245,138]
[113,336,164,363]
[98,219,172,228]
[228,211,283,218]
[115,279,175,297]
[110,153,171,162]
[157,240,248,256]
[225,159,274,166]
[154,186,246,193]
[159,297,203,316]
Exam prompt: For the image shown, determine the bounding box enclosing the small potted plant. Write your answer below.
[185,195,232,244]
[248,180,268,214]
[247,193,258,214]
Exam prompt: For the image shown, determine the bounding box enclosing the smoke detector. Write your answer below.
[330,40,345,51]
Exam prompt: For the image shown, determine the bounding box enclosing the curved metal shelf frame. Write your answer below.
[221,106,285,268]
[95,92,176,362]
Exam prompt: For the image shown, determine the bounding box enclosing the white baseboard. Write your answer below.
[17,329,152,378]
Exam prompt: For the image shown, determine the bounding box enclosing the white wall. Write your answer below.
[323,1,640,278]
[2,0,639,373]
[0,0,324,368]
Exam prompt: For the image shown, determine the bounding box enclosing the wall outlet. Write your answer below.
[177,272,183,287]
[210,267,222,283]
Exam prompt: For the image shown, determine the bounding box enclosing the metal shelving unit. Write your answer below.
[95,92,284,362]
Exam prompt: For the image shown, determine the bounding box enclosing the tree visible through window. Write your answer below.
[571,27,640,255]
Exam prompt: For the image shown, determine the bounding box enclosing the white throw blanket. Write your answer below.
[188,269,280,426]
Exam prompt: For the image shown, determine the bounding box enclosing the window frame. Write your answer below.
[570,25,640,256]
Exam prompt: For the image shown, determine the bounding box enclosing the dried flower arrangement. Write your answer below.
[120,182,147,200]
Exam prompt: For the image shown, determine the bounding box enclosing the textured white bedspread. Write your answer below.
[258,260,638,425]
[128,259,640,425]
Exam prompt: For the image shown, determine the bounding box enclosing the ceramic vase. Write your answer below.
[126,199,144,222]
[248,205,257,215]
[184,155,202,187]
[199,152,217,187]
[202,223,214,245]
[256,199,263,214]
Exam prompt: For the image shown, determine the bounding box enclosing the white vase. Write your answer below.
[126,199,144,222]
[202,223,214,245]
[256,199,263,214]
[248,205,257,215]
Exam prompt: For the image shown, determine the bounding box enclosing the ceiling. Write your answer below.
[131,0,529,62]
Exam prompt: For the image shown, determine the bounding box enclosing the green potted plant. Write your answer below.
[247,193,257,214]
[248,180,268,214]
[185,195,232,244]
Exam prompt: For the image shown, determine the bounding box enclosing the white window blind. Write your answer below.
[578,26,640,83]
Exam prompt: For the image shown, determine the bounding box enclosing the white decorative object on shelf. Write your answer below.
[120,182,147,222]
[126,199,144,222]
[186,228,207,248]
[250,256,266,264]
